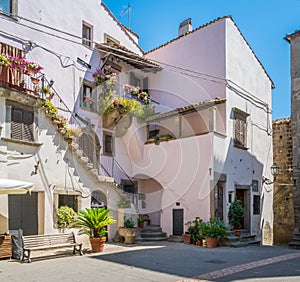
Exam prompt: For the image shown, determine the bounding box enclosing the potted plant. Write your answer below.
[118,217,140,244]
[200,218,228,248]
[187,218,203,245]
[138,216,144,228]
[57,206,76,231]
[228,199,245,236]
[72,207,116,252]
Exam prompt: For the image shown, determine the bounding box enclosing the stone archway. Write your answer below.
[135,177,163,226]
[91,190,107,208]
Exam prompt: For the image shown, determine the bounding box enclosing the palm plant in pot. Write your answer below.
[72,207,116,252]
[228,199,245,237]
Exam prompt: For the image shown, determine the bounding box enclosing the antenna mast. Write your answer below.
[120,3,131,29]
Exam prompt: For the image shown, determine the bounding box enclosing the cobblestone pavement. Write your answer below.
[1,242,300,282]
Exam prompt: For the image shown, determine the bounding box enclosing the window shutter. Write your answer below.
[11,108,23,140]
[143,77,148,92]
[23,110,34,142]
[11,107,34,142]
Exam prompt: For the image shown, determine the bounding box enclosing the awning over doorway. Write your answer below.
[0,179,34,194]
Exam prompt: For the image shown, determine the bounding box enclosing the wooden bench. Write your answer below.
[22,232,83,263]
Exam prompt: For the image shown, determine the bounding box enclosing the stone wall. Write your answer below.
[272,118,294,244]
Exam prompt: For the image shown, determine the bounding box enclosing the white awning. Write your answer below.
[0,179,35,194]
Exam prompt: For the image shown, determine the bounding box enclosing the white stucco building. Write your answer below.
[0,0,159,239]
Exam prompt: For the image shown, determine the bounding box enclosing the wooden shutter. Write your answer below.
[234,114,246,147]
[11,107,34,141]
[11,107,23,140]
[23,110,34,141]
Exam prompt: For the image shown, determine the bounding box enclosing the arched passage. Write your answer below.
[91,190,107,208]
[135,176,164,226]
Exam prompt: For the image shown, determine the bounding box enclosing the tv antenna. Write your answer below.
[120,3,131,29]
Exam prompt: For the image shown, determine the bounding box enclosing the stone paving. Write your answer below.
[1,242,300,282]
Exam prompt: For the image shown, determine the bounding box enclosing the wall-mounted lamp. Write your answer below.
[270,163,279,177]
[49,79,54,87]
[34,161,40,174]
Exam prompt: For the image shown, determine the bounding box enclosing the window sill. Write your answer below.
[0,12,18,22]
[233,144,248,151]
[1,137,43,147]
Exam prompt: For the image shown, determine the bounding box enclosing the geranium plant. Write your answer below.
[93,65,117,86]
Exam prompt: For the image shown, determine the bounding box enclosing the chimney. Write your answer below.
[178,18,192,36]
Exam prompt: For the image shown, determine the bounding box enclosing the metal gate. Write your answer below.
[173,209,184,236]
[8,192,38,235]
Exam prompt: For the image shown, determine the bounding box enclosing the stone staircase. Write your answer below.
[289,233,300,249]
[136,225,168,242]
[44,110,115,185]
[220,231,261,248]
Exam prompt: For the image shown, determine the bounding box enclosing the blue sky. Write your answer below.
[104,0,300,120]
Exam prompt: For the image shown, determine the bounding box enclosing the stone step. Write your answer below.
[168,235,183,243]
[140,225,162,233]
[136,236,168,242]
[289,241,300,249]
[293,233,300,239]
[140,232,167,238]
[226,240,261,248]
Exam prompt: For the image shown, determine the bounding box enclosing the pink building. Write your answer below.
[115,16,274,244]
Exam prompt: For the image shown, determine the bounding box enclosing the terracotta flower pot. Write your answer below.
[89,237,106,252]
[31,77,39,85]
[234,230,242,237]
[205,237,218,248]
[197,239,202,246]
[182,233,191,244]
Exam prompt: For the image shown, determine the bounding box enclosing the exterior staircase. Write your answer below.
[220,231,261,247]
[136,225,168,242]
[289,233,300,249]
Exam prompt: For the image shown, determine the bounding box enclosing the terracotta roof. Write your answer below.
[145,16,274,88]
[285,30,300,43]
[100,2,143,54]
[272,117,291,124]
[96,42,161,71]
[147,97,226,122]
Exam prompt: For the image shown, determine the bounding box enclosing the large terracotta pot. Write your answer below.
[89,237,106,252]
[118,227,139,244]
[205,237,218,248]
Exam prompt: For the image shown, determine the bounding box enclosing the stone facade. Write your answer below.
[286,31,300,237]
[272,118,294,244]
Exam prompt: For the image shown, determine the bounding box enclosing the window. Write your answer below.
[0,0,17,16]
[103,132,113,155]
[252,180,259,192]
[233,108,249,148]
[82,22,92,47]
[130,72,148,92]
[10,105,34,142]
[253,195,260,215]
[82,84,93,109]
[104,34,120,45]
[59,195,78,212]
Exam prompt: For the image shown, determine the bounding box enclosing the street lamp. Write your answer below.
[271,163,279,177]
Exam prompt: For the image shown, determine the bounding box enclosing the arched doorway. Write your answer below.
[91,190,107,208]
[79,131,100,170]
